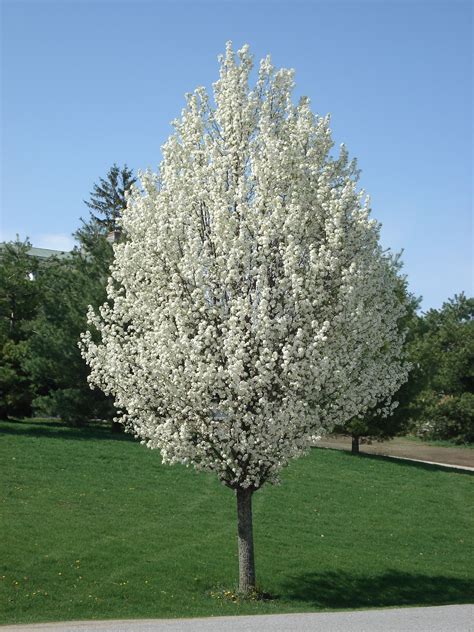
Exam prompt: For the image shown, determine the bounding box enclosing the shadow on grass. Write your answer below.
[282,569,474,608]
[0,418,133,442]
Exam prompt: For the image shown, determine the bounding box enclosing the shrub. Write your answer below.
[428,393,474,444]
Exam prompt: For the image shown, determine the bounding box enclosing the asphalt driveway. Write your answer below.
[2,605,473,632]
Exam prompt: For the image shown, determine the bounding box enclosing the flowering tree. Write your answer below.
[80,43,409,594]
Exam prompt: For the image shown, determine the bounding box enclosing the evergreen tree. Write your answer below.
[0,238,40,417]
[82,163,136,234]
[26,244,115,426]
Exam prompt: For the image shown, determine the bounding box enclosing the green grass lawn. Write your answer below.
[1,418,473,625]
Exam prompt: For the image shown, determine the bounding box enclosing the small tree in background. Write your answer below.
[336,271,421,454]
[81,43,409,593]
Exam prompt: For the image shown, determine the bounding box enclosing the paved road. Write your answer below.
[384,454,474,471]
[315,436,474,470]
[2,605,473,632]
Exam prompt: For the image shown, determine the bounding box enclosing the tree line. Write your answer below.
[0,164,472,445]
[0,164,135,428]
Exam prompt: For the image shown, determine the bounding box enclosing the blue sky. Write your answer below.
[1,0,472,310]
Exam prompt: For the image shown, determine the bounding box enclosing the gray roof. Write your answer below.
[0,243,72,260]
[26,246,71,260]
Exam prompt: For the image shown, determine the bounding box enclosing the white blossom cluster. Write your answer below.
[80,43,409,490]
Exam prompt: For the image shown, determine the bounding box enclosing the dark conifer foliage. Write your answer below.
[84,164,136,233]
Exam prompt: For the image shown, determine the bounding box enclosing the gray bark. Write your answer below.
[236,487,256,593]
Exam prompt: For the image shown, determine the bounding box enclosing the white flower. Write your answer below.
[80,42,409,490]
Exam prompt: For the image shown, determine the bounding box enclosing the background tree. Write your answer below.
[410,294,473,443]
[0,166,132,426]
[0,238,40,417]
[81,43,409,593]
[81,163,136,235]
[335,270,421,454]
[26,242,115,426]
[73,163,137,427]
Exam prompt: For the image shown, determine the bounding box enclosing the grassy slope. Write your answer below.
[1,418,473,624]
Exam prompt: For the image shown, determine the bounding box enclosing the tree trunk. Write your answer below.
[352,434,360,455]
[236,487,256,594]
[111,420,123,433]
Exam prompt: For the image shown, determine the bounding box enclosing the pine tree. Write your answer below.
[0,238,40,417]
[83,163,136,235]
